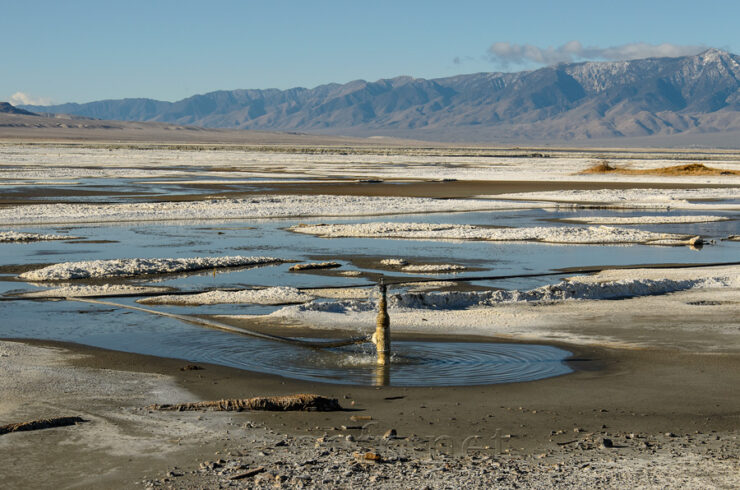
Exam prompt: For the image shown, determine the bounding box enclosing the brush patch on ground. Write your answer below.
[18,256,286,281]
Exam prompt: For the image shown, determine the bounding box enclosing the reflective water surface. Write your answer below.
[1,192,738,386]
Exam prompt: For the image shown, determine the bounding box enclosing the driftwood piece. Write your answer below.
[230,467,266,480]
[148,394,342,412]
[289,262,341,272]
[0,416,85,435]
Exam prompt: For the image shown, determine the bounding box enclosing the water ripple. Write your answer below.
[176,337,573,387]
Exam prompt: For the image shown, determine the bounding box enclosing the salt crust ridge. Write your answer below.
[490,188,740,210]
[18,256,285,281]
[272,267,740,315]
[0,231,79,242]
[139,287,313,306]
[559,215,730,225]
[14,284,171,298]
[0,195,525,225]
[289,222,697,245]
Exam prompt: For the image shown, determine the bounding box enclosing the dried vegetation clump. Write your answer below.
[582,161,739,176]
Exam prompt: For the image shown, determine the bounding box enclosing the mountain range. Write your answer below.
[0,102,37,116]
[20,48,740,143]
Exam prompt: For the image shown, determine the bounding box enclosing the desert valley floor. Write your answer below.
[0,142,738,488]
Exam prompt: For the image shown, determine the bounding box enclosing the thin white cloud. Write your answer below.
[8,92,54,106]
[488,41,708,67]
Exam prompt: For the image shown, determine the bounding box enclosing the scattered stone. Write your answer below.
[354,451,382,463]
[179,364,203,371]
[383,429,398,440]
[350,415,372,422]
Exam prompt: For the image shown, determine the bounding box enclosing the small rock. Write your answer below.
[383,429,397,440]
[179,364,203,371]
[601,438,614,448]
[354,451,382,462]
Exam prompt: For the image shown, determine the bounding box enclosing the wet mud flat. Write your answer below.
[1,339,738,488]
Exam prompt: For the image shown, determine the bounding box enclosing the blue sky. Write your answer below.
[3,0,738,104]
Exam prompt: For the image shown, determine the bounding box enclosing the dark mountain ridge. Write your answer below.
[21,49,740,142]
[0,102,38,116]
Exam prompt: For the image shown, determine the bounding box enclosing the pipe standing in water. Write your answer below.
[373,278,391,365]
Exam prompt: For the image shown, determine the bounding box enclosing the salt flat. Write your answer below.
[1,142,738,489]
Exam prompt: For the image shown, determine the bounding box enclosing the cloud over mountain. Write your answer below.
[9,92,54,106]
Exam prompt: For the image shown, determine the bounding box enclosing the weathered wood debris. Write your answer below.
[0,416,85,435]
[148,394,342,412]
